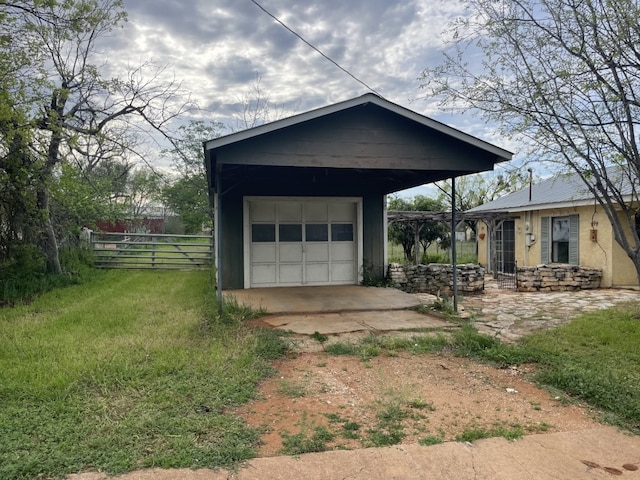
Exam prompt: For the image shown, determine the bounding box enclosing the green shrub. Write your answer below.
[0,244,95,306]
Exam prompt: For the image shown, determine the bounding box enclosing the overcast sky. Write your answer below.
[102,0,517,196]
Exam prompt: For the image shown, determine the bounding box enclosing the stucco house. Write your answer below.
[469,171,639,288]
[204,93,512,290]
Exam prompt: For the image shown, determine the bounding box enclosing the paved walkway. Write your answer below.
[454,282,640,342]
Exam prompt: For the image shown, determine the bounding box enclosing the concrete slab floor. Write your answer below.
[261,309,452,335]
[225,285,426,315]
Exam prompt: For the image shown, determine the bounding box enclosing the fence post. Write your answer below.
[152,237,156,268]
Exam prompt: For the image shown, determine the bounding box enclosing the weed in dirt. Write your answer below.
[363,404,408,447]
[325,413,347,423]
[277,379,307,398]
[252,328,293,360]
[365,425,406,447]
[325,342,359,355]
[455,424,525,442]
[311,331,329,345]
[418,434,444,446]
[279,427,335,455]
[407,399,436,411]
[360,345,382,360]
[341,422,362,439]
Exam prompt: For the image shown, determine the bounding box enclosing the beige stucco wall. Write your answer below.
[476,204,638,288]
[611,211,640,287]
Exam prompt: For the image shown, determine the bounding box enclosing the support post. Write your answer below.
[215,164,223,316]
[414,221,420,265]
[451,177,458,313]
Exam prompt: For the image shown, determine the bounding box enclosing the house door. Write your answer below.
[246,199,359,287]
[495,219,516,288]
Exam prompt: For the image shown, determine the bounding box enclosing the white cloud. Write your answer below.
[96,0,514,182]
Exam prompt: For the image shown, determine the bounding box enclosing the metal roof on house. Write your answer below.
[468,168,636,213]
[468,172,594,213]
[204,93,512,161]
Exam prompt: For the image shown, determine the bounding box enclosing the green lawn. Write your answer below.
[2,269,639,478]
[0,270,287,480]
[451,302,640,430]
[519,304,640,428]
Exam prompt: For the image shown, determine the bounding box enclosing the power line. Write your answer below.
[249,0,383,97]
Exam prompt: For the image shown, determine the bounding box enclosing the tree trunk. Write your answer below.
[38,88,66,274]
[37,185,61,274]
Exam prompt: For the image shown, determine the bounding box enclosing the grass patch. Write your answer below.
[408,398,436,411]
[518,303,640,430]
[279,427,335,455]
[455,424,525,443]
[324,331,450,360]
[363,404,408,447]
[277,379,307,398]
[325,342,360,356]
[418,434,444,446]
[0,270,289,480]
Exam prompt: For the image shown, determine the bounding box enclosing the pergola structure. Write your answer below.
[387,210,515,268]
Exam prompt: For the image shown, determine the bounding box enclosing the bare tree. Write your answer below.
[420,0,640,283]
[1,0,192,272]
[232,74,298,131]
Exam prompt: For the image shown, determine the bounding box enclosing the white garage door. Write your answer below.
[246,199,359,287]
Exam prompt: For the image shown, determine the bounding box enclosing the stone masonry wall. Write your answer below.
[387,263,485,294]
[516,264,602,291]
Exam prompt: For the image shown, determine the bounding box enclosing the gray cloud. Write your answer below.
[100,0,511,169]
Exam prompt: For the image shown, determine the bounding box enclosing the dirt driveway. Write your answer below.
[237,285,640,456]
[234,348,600,457]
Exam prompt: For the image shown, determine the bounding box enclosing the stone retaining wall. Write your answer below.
[516,264,601,291]
[387,263,485,294]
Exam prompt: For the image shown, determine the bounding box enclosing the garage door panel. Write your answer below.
[306,243,329,262]
[330,203,356,222]
[250,202,276,222]
[278,203,302,222]
[252,244,276,262]
[279,244,303,262]
[331,243,355,262]
[331,262,355,282]
[252,264,277,285]
[279,264,303,283]
[305,203,328,222]
[306,263,329,283]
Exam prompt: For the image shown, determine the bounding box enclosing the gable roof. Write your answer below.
[204,93,512,161]
[468,168,635,213]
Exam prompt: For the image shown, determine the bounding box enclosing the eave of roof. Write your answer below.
[204,93,513,162]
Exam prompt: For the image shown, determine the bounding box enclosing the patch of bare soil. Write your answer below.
[234,350,602,457]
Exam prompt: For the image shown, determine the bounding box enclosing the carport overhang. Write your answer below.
[203,94,512,304]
